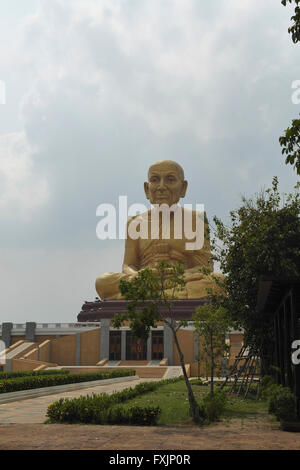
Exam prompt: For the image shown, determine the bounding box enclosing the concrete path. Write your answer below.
[163,366,182,379]
[0,377,155,424]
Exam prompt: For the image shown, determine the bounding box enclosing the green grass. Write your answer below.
[222,394,268,419]
[118,379,269,426]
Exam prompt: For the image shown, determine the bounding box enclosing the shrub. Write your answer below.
[260,375,281,405]
[269,386,297,422]
[261,375,276,389]
[103,405,161,426]
[260,375,276,398]
[260,375,297,422]
[201,389,227,423]
[0,369,136,394]
[0,369,70,380]
[46,377,182,424]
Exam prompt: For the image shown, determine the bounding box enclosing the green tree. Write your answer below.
[282,0,300,44]
[280,1,300,173]
[111,261,202,424]
[279,116,300,175]
[211,177,300,370]
[193,303,233,396]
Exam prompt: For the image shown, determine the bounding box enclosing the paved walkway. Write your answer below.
[0,378,154,424]
[163,366,182,379]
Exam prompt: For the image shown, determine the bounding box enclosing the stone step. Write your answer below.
[163,366,182,379]
[6,342,35,360]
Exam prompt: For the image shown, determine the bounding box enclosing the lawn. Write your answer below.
[119,379,269,426]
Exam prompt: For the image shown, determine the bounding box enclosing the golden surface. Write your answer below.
[95,160,222,300]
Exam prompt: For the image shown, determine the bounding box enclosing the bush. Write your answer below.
[0,369,70,380]
[0,369,136,394]
[269,386,297,422]
[103,405,161,426]
[201,389,227,423]
[260,375,297,423]
[46,377,182,424]
[261,375,276,389]
[260,375,276,398]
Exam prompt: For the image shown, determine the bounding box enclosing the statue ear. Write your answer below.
[181,180,188,198]
[144,182,150,200]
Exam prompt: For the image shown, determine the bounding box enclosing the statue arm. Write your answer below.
[122,218,140,275]
[184,220,214,273]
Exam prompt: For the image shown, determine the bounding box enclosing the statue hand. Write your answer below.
[122,265,139,276]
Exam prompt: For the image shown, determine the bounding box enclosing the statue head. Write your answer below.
[144,160,188,206]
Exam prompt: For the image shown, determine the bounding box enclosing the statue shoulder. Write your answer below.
[182,207,208,223]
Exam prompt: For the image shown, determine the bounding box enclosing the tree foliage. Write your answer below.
[279,116,300,175]
[111,260,202,424]
[193,303,233,395]
[280,1,300,173]
[211,177,300,347]
[282,0,300,44]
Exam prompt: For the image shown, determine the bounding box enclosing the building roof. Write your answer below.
[78,298,211,322]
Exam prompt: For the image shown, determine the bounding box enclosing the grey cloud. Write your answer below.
[0,0,299,321]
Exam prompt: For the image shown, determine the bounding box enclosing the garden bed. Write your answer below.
[46,378,269,427]
[0,369,136,394]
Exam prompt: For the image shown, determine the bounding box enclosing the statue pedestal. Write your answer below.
[77,298,209,322]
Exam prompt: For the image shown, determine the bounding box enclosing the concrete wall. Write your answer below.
[23,348,39,361]
[50,329,101,366]
[173,330,195,366]
[10,358,56,371]
[35,336,61,344]
[51,335,77,365]
[11,336,27,345]
[39,340,51,363]
[1,327,244,372]
[80,329,101,365]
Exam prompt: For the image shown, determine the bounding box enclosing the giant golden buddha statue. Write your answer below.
[96,160,221,300]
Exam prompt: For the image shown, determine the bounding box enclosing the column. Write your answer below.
[25,322,36,342]
[121,330,126,361]
[2,323,13,348]
[100,319,110,360]
[147,330,152,361]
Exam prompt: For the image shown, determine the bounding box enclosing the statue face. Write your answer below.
[144,162,187,206]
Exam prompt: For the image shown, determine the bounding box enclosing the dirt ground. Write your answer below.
[1,416,300,450]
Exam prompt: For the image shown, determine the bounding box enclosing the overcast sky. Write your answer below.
[0,0,299,323]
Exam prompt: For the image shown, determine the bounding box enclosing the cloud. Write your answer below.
[18,0,298,173]
[0,131,49,216]
[0,0,299,322]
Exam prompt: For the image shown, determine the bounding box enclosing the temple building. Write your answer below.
[0,316,243,378]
